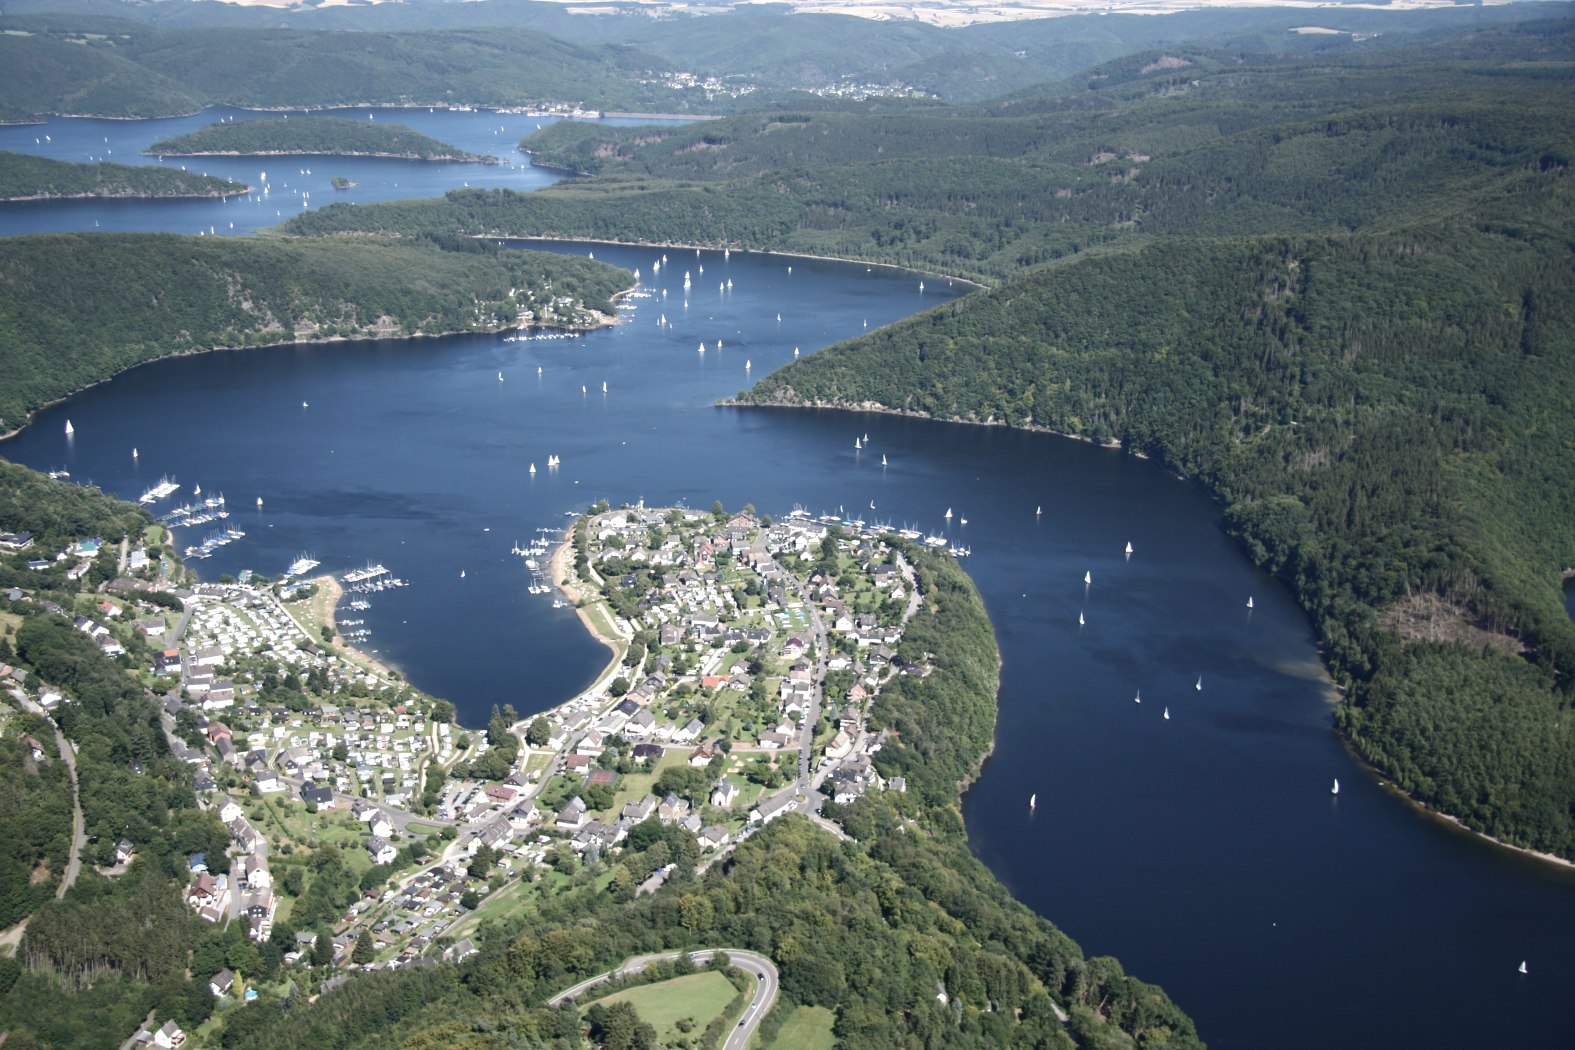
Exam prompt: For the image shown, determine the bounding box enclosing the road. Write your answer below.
[17,694,86,899]
[547,948,779,1049]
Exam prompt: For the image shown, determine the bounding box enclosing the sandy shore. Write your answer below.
[548,524,628,682]
[308,574,406,683]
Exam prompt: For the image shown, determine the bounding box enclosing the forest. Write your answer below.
[287,21,1575,858]
[0,233,628,431]
[146,118,496,163]
[0,152,245,201]
[0,4,1549,119]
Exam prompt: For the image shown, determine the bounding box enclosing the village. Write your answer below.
[1,502,929,1033]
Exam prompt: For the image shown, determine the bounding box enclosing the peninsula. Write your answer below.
[146,117,499,164]
[0,151,247,202]
[0,479,1200,1048]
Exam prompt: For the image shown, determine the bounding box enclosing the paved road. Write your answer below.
[548,948,779,1049]
[17,695,86,899]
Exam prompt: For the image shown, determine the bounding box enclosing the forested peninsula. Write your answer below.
[147,117,496,163]
[285,22,1575,860]
[0,152,246,201]
[0,233,627,432]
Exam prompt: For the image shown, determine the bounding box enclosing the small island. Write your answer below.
[329,176,357,189]
[146,116,499,164]
[0,151,247,202]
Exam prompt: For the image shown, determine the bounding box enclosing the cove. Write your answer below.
[2,110,1573,1050]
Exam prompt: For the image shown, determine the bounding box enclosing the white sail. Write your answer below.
[1331,778,1340,795]
[64,419,74,435]
[1196,676,1203,691]
[1164,707,1170,720]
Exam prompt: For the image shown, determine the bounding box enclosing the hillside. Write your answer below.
[284,22,1575,858]
[286,24,1575,282]
[0,4,1557,110]
[146,117,496,163]
[0,152,246,201]
[0,19,711,119]
[0,233,628,432]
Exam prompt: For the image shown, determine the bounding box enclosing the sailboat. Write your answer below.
[602,381,608,393]
[1125,541,1133,556]
[881,454,887,466]
[1331,778,1340,795]
[1036,505,1042,517]
[64,419,74,435]
[529,463,536,474]
[1195,676,1203,691]
[869,500,876,511]
[537,366,543,376]
[1163,707,1170,720]
[745,360,752,371]
[194,483,202,497]
[1029,793,1036,811]
[256,497,264,507]
[132,448,139,459]
[699,342,707,353]
[944,507,953,519]
[1518,960,1528,974]
[855,437,862,450]
[1078,611,1085,626]
[498,372,504,382]
[302,401,309,408]
[717,339,724,350]
[460,570,466,579]
[1134,690,1141,704]
[1247,596,1255,609]
[581,385,587,394]
[1084,570,1092,585]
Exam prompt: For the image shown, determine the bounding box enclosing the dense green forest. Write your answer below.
[0,470,247,1046]
[0,18,717,122]
[0,233,628,431]
[147,117,495,163]
[287,22,1575,856]
[0,3,1556,116]
[286,23,1575,281]
[212,546,1200,1050]
[0,152,245,201]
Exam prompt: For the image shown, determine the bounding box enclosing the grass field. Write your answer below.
[592,970,737,1043]
[756,1005,836,1050]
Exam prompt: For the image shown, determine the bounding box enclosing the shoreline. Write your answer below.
[499,234,988,290]
[547,523,628,692]
[1337,729,1575,873]
[308,573,407,683]
[736,393,1575,871]
[0,309,622,443]
[0,187,250,203]
[144,148,499,164]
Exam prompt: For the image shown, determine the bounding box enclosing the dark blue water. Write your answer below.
[0,105,675,237]
[3,110,1573,1050]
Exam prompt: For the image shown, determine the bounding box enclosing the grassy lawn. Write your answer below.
[593,971,738,1044]
[756,1005,836,1050]
[404,821,443,836]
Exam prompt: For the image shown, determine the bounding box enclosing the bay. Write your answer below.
[2,109,1573,1050]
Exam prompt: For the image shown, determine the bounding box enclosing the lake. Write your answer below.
[3,108,1573,1050]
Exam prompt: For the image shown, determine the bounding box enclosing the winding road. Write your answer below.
[547,948,779,1049]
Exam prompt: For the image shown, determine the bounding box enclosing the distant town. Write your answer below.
[3,501,933,1042]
